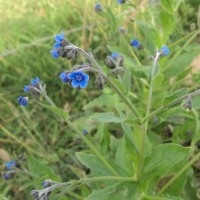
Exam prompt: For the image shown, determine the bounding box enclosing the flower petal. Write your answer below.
[82,73,89,81]
[53,43,61,48]
[68,71,79,79]
[50,50,59,58]
[71,79,80,88]
[80,80,88,88]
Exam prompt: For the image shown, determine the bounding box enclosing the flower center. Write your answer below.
[76,74,83,81]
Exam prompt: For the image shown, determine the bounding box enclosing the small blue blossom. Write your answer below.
[24,85,30,92]
[50,49,60,58]
[94,3,103,12]
[82,129,88,135]
[111,52,119,59]
[59,72,69,83]
[55,32,64,43]
[5,160,17,170]
[130,39,140,48]
[31,77,40,86]
[2,172,13,180]
[118,0,126,3]
[53,32,64,48]
[68,71,89,89]
[160,46,170,56]
[18,96,28,106]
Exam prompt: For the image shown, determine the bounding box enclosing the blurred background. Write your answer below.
[0,0,200,199]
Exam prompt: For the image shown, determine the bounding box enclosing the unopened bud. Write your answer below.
[183,96,192,110]
[94,74,104,90]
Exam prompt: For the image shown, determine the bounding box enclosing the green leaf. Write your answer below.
[76,152,112,176]
[142,144,190,196]
[86,182,139,200]
[38,102,68,119]
[83,94,119,110]
[162,88,188,105]
[27,156,59,180]
[165,50,200,77]
[160,0,173,13]
[122,68,131,93]
[159,12,175,37]
[143,144,190,179]
[91,112,124,123]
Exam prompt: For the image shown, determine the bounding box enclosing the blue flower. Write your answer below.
[5,160,17,170]
[111,52,119,59]
[55,32,64,43]
[160,46,170,56]
[53,32,64,48]
[59,72,69,83]
[24,85,30,92]
[68,71,89,89]
[50,49,60,58]
[95,3,103,12]
[118,0,126,3]
[2,172,13,180]
[31,77,40,86]
[130,39,140,48]
[82,129,88,135]
[18,96,28,106]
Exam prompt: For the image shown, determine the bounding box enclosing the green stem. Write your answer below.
[41,92,119,176]
[137,52,160,179]
[158,152,200,195]
[143,88,200,123]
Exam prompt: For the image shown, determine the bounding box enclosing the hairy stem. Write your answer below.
[143,88,200,123]
[137,52,160,179]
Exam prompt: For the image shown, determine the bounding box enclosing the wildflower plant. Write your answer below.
[3,0,200,200]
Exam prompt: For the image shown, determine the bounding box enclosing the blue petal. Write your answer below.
[53,43,61,48]
[55,32,64,43]
[18,96,28,106]
[111,52,119,59]
[82,73,89,81]
[68,71,80,79]
[59,72,69,82]
[50,50,59,58]
[59,72,67,79]
[24,85,29,92]
[31,77,40,86]
[80,80,88,88]
[71,79,80,88]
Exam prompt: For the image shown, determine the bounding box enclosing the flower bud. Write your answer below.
[94,74,104,90]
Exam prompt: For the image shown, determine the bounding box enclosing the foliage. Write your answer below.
[0,0,200,200]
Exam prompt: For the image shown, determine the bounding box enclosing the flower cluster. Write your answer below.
[50,32,77,60]
[18,77,42,106]
[5,160,17,170]
[159,46,170,56]
[59,71,89,89]
[2,160,17,180]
